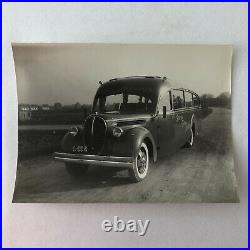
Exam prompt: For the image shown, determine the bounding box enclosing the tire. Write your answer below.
[185,125,194,148]
[65,163,88,177]
[129,142,149,182]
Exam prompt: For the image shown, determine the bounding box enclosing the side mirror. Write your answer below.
[163,106,167,118]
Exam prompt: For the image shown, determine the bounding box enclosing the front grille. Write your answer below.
[84,115,107,154]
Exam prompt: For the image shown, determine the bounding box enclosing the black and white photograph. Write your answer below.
[3,2,248,248]
[12,44,238,203]
[13,44,238,203]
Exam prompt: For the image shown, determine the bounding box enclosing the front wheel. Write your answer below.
[65,163,88,177]
[129,142,149,182]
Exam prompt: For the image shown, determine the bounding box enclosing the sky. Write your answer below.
[13,44,232,105]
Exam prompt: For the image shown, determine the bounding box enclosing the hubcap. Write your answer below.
[137,149,147,174]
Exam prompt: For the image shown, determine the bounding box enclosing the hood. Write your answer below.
[88,113,152,128]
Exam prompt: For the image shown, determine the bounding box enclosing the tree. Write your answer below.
[54,102,62,110]
[200,94,214,107]
[217,92,231,108]
[74,102,81,110]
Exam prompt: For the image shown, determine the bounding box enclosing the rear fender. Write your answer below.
[191,113,201,136]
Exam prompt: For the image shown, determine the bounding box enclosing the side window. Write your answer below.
[158,90,171,114]
[185,91,193,107]
[193,94,200,107]
[127,95,140,103]
[172,90,185,109]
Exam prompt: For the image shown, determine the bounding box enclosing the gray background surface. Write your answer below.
[3,3,248,247]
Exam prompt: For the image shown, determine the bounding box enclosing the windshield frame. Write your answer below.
[92,91,159,115]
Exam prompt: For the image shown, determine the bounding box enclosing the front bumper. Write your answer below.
[54,152,134,168]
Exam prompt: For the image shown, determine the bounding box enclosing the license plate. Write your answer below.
[72,145,88,153]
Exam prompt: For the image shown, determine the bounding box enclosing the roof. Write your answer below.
[96,76,168,97]
[109,75,163,81]
[172,87,199,96]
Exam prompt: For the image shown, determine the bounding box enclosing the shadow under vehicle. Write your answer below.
[54,76,202,182]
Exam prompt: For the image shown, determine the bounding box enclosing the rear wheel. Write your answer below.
[65,163,88,177]
[129,142,149,182]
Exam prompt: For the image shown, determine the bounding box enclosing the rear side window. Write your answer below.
[172,90,185,109]
[185,91,193,107]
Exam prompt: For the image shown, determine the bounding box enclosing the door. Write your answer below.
[156,87,176,157]
[182,91,196,141]
[171,89,187,148]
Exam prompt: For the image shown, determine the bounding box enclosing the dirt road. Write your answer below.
[13,108,238,203]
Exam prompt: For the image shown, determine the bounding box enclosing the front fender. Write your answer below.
[60,126,157,162]
[110,127,157,162]
[61,127,84,153]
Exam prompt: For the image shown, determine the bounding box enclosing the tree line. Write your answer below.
[200,92,231,109]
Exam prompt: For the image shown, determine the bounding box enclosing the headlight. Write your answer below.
[112,127,123,138]
[69,126,78,136]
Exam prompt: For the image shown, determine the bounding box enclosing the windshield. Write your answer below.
[93,92,157,114]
